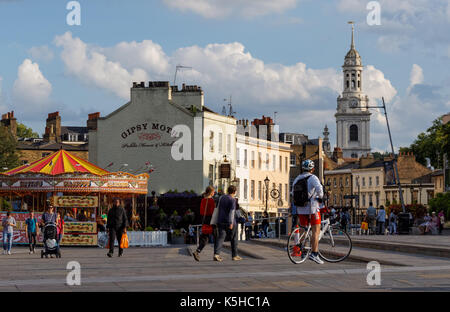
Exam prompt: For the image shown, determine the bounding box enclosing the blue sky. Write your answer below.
[0,0,449,152]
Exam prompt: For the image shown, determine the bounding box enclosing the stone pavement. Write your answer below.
[0,245,449,291]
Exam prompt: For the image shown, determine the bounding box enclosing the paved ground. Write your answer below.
[1,243,450,292]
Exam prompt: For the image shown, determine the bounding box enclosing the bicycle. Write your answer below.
[287,211,352,264]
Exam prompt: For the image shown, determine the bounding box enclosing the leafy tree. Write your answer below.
[400,117,450,169]
[429,192,450,221]
[373,151,391,160]
[16,123,39,138]
[0,126,20,172]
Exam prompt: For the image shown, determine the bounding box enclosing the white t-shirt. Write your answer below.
[291,173,324,215]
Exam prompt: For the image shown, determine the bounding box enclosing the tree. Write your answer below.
[0,126,20,172]
[400,117,450,169]
[16,123,39,138]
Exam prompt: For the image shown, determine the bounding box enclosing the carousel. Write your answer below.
[0,150,149,246]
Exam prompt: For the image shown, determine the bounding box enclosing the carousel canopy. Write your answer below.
[3,150,109,176]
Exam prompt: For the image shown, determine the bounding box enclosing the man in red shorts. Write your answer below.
[291,160,324,264]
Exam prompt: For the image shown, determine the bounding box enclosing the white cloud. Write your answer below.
[13,59,52,105]
[162,0,299,19]
[338,0,450,57]
[409,64,423,86]
[54,32,148,99]
[28,45,54,62]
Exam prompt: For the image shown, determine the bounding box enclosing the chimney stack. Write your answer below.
[44,112,61,143]
[1,111,17,138]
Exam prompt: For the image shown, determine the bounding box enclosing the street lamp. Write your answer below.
[264,176,270,213]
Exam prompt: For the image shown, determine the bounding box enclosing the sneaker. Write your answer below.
[193,251,200,262]
[232,256,243,261]
[2,250,6,255]
[29,251,33,254]
[309,253,324,264]
[7,251,11,255]
[107,252,113,258]
[213,254,223,262]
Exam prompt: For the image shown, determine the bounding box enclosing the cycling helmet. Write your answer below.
[302,159,315,171]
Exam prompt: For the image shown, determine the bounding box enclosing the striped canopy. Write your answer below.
[3,150,109,176]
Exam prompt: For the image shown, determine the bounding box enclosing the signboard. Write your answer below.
[219,163,231,179]
[64,222,97,234]
[343,195,358,199]
[52,196,98,208]
[61,234,98,246]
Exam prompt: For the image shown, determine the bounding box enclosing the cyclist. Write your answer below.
[291,159,324,264]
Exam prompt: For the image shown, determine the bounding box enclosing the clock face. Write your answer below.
[350,100,358,108]
[345,59,354,66]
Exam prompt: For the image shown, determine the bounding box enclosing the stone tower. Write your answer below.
[335,22,371,159]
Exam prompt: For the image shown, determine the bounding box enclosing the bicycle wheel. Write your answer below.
[318,226,352,262]
[287,227,311,264]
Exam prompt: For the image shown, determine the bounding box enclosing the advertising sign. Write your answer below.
[0,212,43,244]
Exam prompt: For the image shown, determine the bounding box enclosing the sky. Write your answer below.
[0,0,449,152]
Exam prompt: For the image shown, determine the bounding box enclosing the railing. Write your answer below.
[104,231,168,247]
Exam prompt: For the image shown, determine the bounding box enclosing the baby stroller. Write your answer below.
[41,222,61,258]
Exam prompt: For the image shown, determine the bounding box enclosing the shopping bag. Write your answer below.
[361,222,368,230]
[120,232,129,249]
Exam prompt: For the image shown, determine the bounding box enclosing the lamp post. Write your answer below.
[264,176,270,214]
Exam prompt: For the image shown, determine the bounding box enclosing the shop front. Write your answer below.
[0,150,148,246]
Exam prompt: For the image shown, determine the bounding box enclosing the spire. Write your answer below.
[348,21,355,49]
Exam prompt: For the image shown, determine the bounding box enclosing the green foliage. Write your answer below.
[401,117,450,168]
[387,203,427,219]
[0,126,20,172]
[145,226,154,231]
[16,123,39,138]
[429,192,450,221]
[373,151,391,160]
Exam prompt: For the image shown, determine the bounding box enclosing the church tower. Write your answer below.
[335,22,371,159]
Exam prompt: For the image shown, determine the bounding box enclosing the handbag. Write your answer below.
[361,222,368,230]
[120,231,129,249]
[210,196,223,225]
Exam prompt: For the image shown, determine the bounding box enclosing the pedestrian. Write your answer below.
[192,186,216,261]
[253,220,259,239]
[430,212,439,234]
[366,202,376,234]
[106,198,128,257]
[213,185,242,262]
[376,205,386,235]
[438,210,445,235]
[41,204,57,226]
[25,211,39,254]
[389,210,397,235]
[262,211,269,238]
[340,208,350,232]
[56,212,65,246]
[2,211,16,255]
[245,213,253,240]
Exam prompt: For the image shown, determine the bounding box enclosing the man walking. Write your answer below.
[366,202,376,234]
[213,185,242,262]
[25,211,39,254]
[389,210,397,234]
[106,198,128,257]
[291,160,324,264]
[2,211,16,255]
[376,205,386,235]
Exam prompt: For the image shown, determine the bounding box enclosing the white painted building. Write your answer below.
[88,81,236,195]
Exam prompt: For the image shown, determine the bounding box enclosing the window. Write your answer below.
[266,153,269,170]
[227,134,231,153]
[290,154,296,167]
[285,157,288,172]
[345,177,349,187]
[362,177,366,187]
[236,178,240,198]
[251,180,255,200]
[258,181,262,200]
[352,80,355,88]
[279,183,282,200]
[273,155,276,171]
[279,156,282,172]
[339,177,343,187]
[369,177,372,187]
[251,151,255,168]
[209,131,214,152]
[362,194,366,207]
[333,178,337,188]
[218,132,223,153]
[375,192,379,207]
[369,193,373,206]
[376,176,380,186]
[285,183,288,201]
[285,134,292,144]
[243,179,248,200]
[236,148,240,166]
[208,164,214,185]
[356,176,360,187]
[258,152,262,169]
[350,125,358,141]
[346,80,349,88]
[244,149,248,167]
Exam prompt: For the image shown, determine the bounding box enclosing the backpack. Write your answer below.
[293,175,312,207]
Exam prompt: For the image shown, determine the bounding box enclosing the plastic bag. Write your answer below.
[120,232,129,249]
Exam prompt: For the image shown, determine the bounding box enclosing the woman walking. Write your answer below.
[25,211,39,254]
[192,186,216,261]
